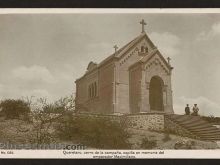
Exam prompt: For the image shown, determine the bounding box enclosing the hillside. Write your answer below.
[0,117,219,150]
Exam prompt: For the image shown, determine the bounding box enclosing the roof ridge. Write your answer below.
[98,33,146,66]
[114,32,146,57]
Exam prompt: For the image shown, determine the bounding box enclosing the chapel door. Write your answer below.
[149,76,164,111]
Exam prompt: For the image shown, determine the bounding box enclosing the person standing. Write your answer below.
[192,104,199,116]
[185,104,190,115]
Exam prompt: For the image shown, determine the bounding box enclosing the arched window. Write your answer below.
[145,46,148,53]
[88,85,91,98]
[88,82,98,99]
[94,82,97,97]
[141,46,145,52]
[90,85,92,98]
[91,83,94,98]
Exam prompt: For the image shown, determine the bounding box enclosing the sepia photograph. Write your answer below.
[0,9,220,158]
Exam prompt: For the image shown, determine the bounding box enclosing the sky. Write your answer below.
[0,12,220,116]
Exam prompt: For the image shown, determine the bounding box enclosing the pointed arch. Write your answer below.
[149,76,164,111]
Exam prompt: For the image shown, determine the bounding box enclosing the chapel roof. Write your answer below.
[76,29,165,82]
[97,32,156,67]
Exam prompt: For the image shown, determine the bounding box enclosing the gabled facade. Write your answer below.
[75,31,174,115]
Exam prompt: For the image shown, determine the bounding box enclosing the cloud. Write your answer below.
[12,65,56,84]
[0,66,75,101]
[196,22,220,41]
[174,96,220,117]
[0,83,53,102]
[149,32,180,57]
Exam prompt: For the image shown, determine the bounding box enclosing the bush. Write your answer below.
[162,133,171,142]
[0,99,30,119]
[140,137,157,149]
[38,97,74,114]
[174,140,195,149]
[202,115,220,124]
[56,115,131,149]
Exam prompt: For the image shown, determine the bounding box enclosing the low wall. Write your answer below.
[75,113,165,131]
[124,114,164,131]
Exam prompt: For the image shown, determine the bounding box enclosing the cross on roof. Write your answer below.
[140,19,147,33]
[114,45,118,52]
[167,57,171,64]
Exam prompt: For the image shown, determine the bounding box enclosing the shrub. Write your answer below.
[0,99,30,119]
[27,111,56,145]
[202,115,220,124]
[38,97,74,114]
[174,140,194,149]
[56,115,131,149]
[140,137,157,149]
[162,133,171,142]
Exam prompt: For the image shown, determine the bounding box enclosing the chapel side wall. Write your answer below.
[116,38,153,114]
[75,79,87,111]
[75,69,99,113]
[129,65,142,113]
[84,70,100,113]
[98,61,115,114]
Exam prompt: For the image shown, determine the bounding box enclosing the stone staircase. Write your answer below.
[165,114,220,141]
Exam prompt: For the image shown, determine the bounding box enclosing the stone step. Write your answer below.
[167,114,189,120]
[175,117,203,123]
[178,121,212,129]
[199,134,220,138]
[179,120,208,127]
[200,137,220,141]
[199,134,219,137]
[168,115,193,121]
[190,125,220,130]
[190,129,220,135]
[188,127,219,132]
[171,118,204,126]
[198,130,220,136]
[185,124,216,130]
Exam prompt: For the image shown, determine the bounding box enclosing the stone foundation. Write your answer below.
[124,113,164,131]
[76,113,165,131]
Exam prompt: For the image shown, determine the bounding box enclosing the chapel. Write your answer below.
[75,19,174,114]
